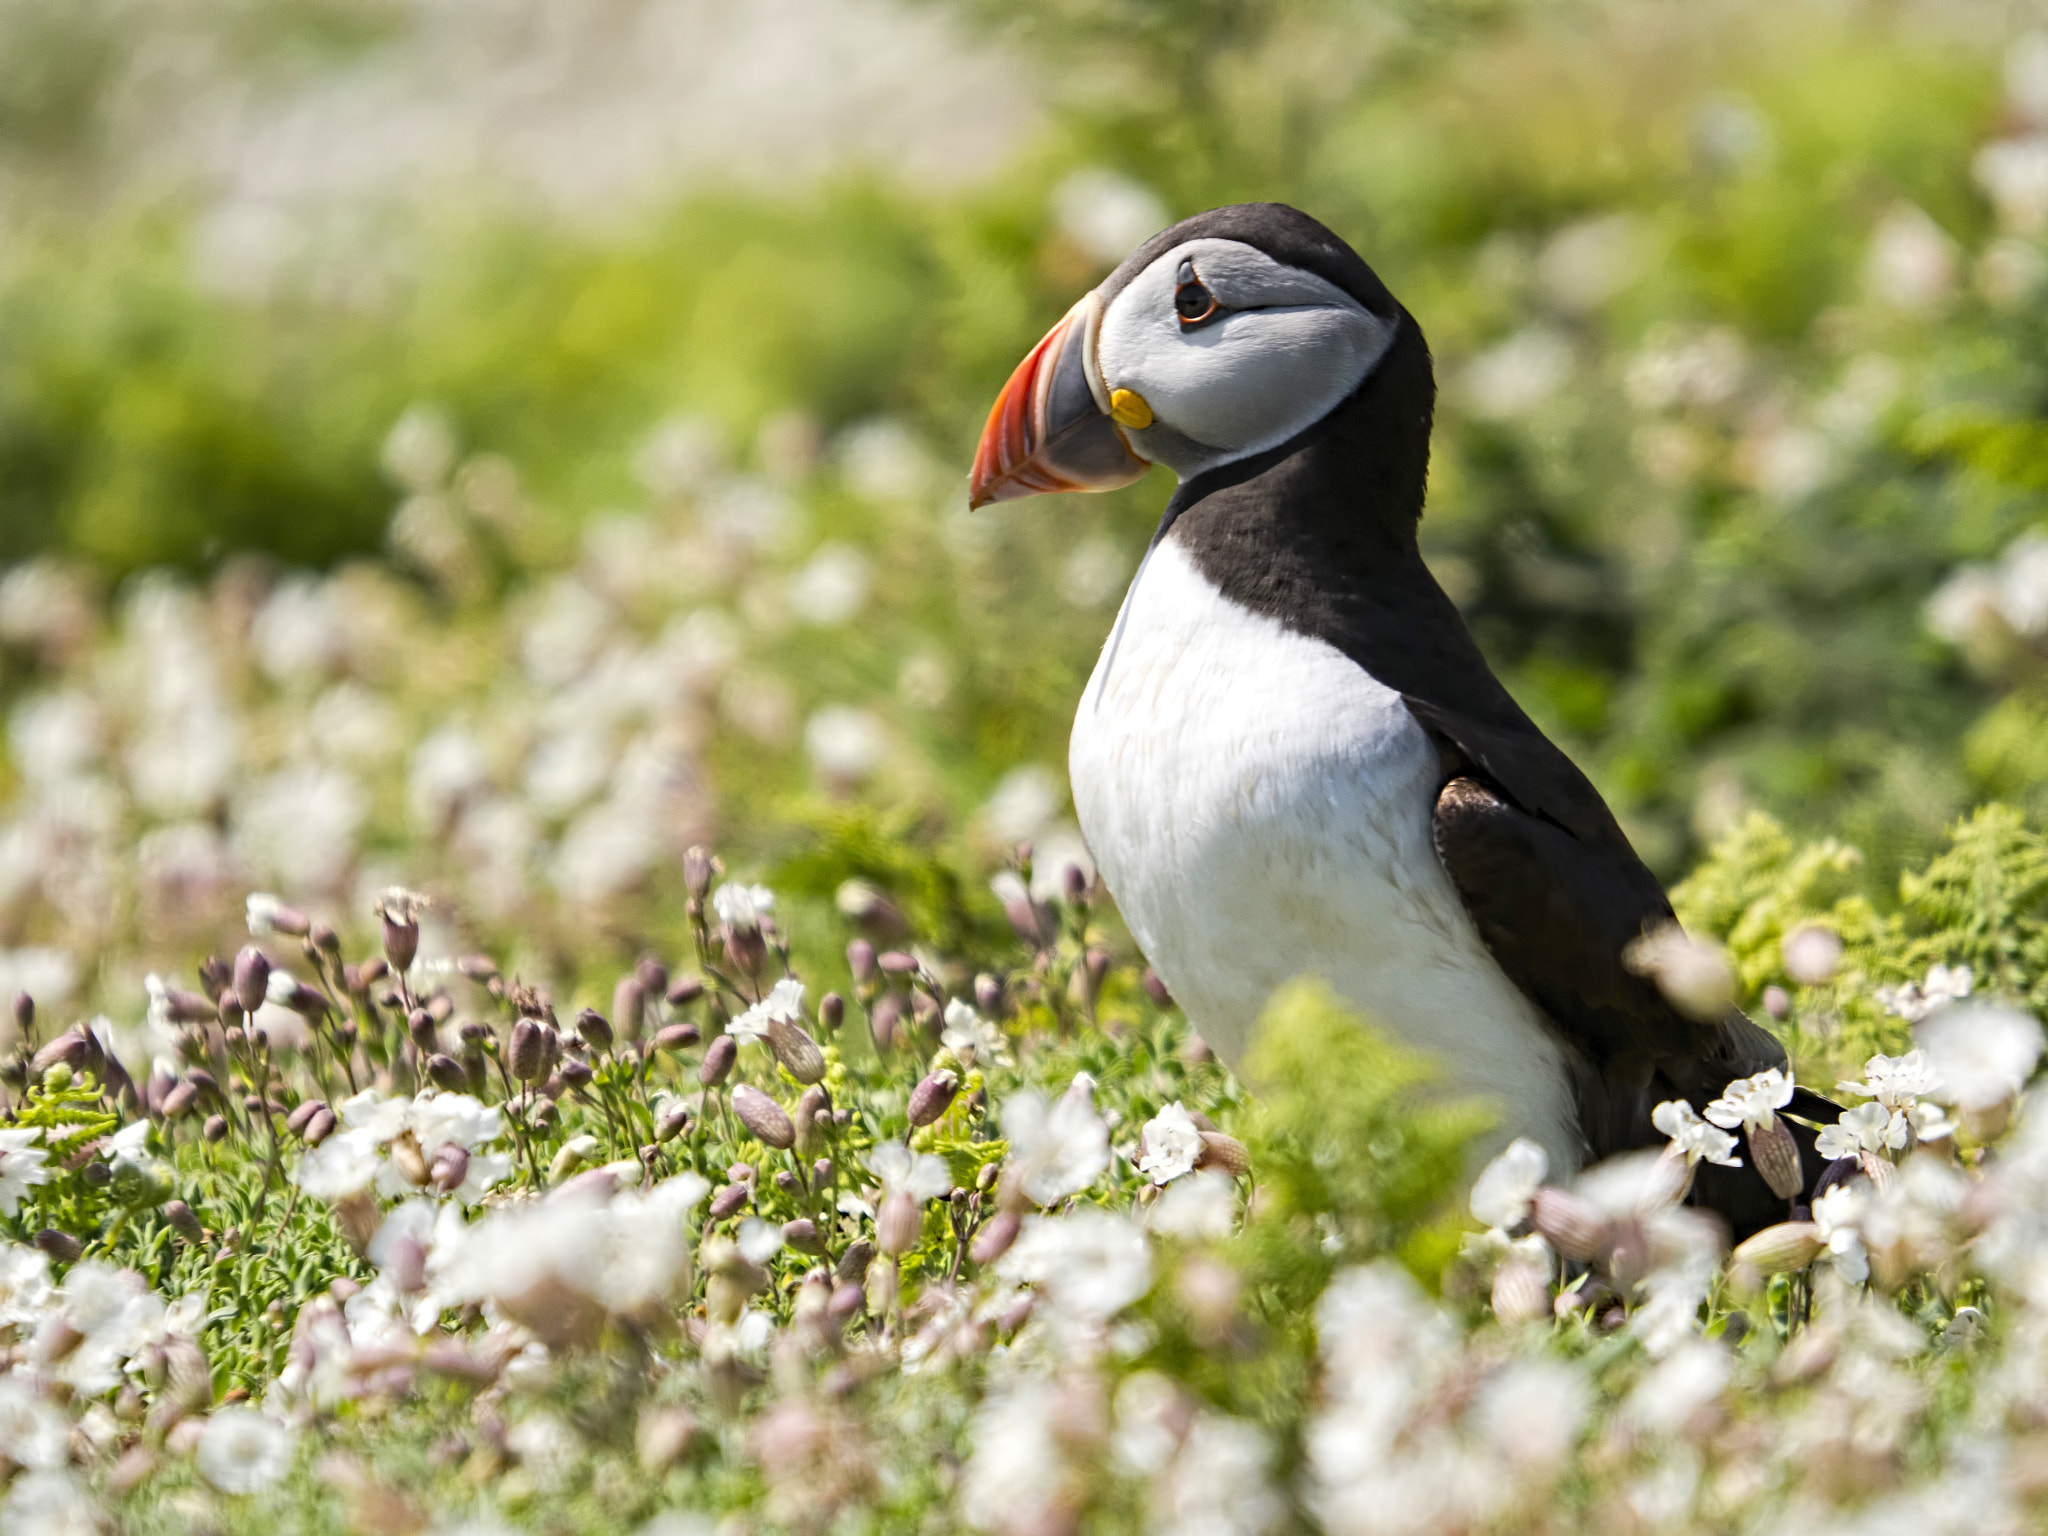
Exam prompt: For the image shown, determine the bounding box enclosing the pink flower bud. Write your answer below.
[709,1183,751,1220]
[733,1085,796,1149]
[430,1144,471,1194]
[877,1190,921,1256]
[610,978,643,1046]
[577,1007,614,1054]
[654,1022,701,1052]
[666,974,705,1008]
[700,1034,737,1087]
[508,1019,547,1083]
[971,1210,1021,1265]
[232,948,271,1015]
[907,1070,960,1128]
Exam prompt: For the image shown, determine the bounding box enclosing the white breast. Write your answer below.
[1068,537,1583,1174]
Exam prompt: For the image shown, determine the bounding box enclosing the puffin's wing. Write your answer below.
[1407,697,1790,1142]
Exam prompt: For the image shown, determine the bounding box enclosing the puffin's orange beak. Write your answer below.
[968,294,1152,509]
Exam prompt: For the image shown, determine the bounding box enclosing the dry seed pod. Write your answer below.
[1491,1260,1552,1326]
[733,1085,796,1150]
[1195,1131,1251,1178]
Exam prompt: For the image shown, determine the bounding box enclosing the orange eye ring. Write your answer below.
[1174,257,1220,325]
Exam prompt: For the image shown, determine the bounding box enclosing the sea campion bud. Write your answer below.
[819,993,845,1032]
[783,1218,827,1255]
[427,1054,468,1092]
[1195,1131,1252,1178]
[457,954,499,983]
[907,1070,960,1128]
[304,1107,336,1146]
[310,923,342,959]
[509,1019,549,1083]
[835,1240,876,1287]
[203,1115,229,1143]
[408,1008,438,1055]
[286,1101,327,1136]
[1142,970,1174,1010]
[636,954,669,995]
[560,1057,593,1091]
[9,991,30,1037]
[1491,1260,1551,1326]
[31,1031,91,1080]
[975,973,1005,1017]
[611,978,643,1045]
[163,1201,203,1242]
[378,888,423,974]
[34,1229,83,1265]
[162,988,216,1025]
[1731,1222,1825,1292]
[700,1035,737,1087]
[971,1210,1021,1265]
[847,939,877,989]
[656,1105,692,1143]
[684,846,718,903]
[666,974,705,1008]
[766,1018,827,1085]
[196,956,231,1003]
[794,1085,831,1155]
[430,1144,471,1194]
[876,1191,920,1256]
[246,894,310,938]
[1748,1116,1806,1201]
[869,993,905,1054]
[733,1085,796,1149]
[577,1008,614,1054]
[232,948,271,1015]
[709,1183,751,1220]
[654,1022,701,1051]
[1530,1187,1609,1262]
[161,1082,199,1120]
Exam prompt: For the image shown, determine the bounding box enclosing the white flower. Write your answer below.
[711,882,775,931]
[1919,1003,2045,1110]
[1815,1102,1908,1161]
[244,892,294,936]
[197,1407,297,1493]
[1875,963,1973,1023]
[941,999,1009,1066]
[0,1129,50,1217]
[104,1120,152,1171]
[1473,1358,1590,1474]
[865,1142,952,1203]
[1650,1100,1741,1168]
[0,1470,100,1536]
[1137,1103,1205,1187]
[1812,1184,1870,1284]
[1909,1100,1959,1143]
[961,1378,1070,1534]
[0,1245,53,1328]
[1001,1078,1111,1206]
[999,1210,1153,1323]
[1703,1068,1793,1133]
[1838,1049,1943,1111]
[1625,1338,1731,1436]
[292,1128,383,1200]
[1470,1137,1548,1229]
[729,977,805,1046]
[1148,1170,1237,1242]
[0,1375,68,1469]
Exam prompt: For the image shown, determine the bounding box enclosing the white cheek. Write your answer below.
[1103,305,1392,459]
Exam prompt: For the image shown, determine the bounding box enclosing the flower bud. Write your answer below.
[699,1034,737,1087]
[548,1135,599,1184]
[733,1085,796,1149]
[161,1081,199,1120]
[1530,1187,1610,1262]
[709,1182,751,1220]
[509,1019,547,1083]
[666,974,705,1008]
[794,1085,831,1155]
[286,1100,327,1136]
[907,1070,960,1128]
[828,1282,864,1321]
[610,978,643,1046]
[835,1239,875,1286]
[356,958,390,989]
[163,1201,203,1242]
[783,1218,828,1255]
[304,1106,336,1146]
[407,1008,437,1055]
[203,1114,229,1143]
[819,992,845,1032]
[813,1157,834,1188]
[869,993,904,1054]
[430,1144,471,1194]
[163,988,216,1025]
[684,845,719,903]
[1731,1221,1824,1289]
[1142,969,1174,1010]
[1491,1259,1552,1326]
[971,1210,1021,1265]
[1195,1131,1251,1178]
[232,947,272,1015]
[879,950,920,977]
[766,1017,827,1085]
[654,1022,701,1052]
[247,895,311,938]
[1748,1115,1806,1201]
[10,990,30,1036]
[30,1031,90,1080]
[847,939,877,988]
[876,1190,921,1256]
[34,1228,83,1265]
[1763,985,1791,1021]
[387,1234,428,1294]
[560,1057,593,1091]
[457,954,499,983]
[1063,863,1089,903]
[974,973,1005,1018]
[636,954,669,998]
[637,1406,699,1474]
[577,1007,614,1054]
[427,1053,469,1092]
[381,907,419,975]
[656,1104,692,1142]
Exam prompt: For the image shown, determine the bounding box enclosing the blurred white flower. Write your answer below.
[0,948,77,1021]
[0,1375,68,1469]
[866,1142,952,1202]
[1474,1357,1590,1474]
[1624,925,1735,1022]
[382,406,457,493]
[1865,203,1957,310]
[838,419,933,506]
[1470,1136,1548,1229]
[712,882,775,930]
[787,543,871,626]
[1816,1102,1907,1161]
[941,999,1009,1066]
[1146,1410,1282,1536]
[1812,1183,1870,1283]
[1704,1069,1792,1133]
[1745,422,1833,504]
[198,1407,297,1493]
[1920,1004,2044,1110]
[1148,1170,1236,1242]
[0,1244,52,1328]
[961,1377,1071,1534]
[1626,1338,1730,1436]
[1137,1102,1204,1186]
[1059,536,1130,609]
[634,415,724,500]
[805,705,887,782]
[234,762,366,894]
[0,1470,100,1536]
[981,766,1061,844]
[730,977,806,1047]
[1053,168,1167,266]
[1000,1210,1153,1322]
[1979,236,2048,307]
[1539,214,1643,312]
[9,690,100,787]
[252,576,351,682]
[1651,1100,1741,1168]
[407,725,491,831]
[0,1129,51,1216]
[1876,962,1974,1023]
[1838,1049,1942,1111]
[1976,135,2048,232]
[521,577,612,688]
[1001,1079,1111,1205]
[1781,925,1844,986]
[1463,326,1571,420]
[1625,326,1746,412]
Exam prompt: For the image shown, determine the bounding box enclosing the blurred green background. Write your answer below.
[7,0,2048,999]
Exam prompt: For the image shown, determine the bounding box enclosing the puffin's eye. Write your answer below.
[1173,258,1219,325]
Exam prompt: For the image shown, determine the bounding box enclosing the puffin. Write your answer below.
[967,202,1831,1234]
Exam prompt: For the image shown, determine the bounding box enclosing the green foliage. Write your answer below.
[1239,979,1488,1303]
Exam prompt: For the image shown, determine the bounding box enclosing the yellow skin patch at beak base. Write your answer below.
[1109,388,1154,430]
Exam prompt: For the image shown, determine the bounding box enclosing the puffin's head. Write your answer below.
[968,203,1405,508]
